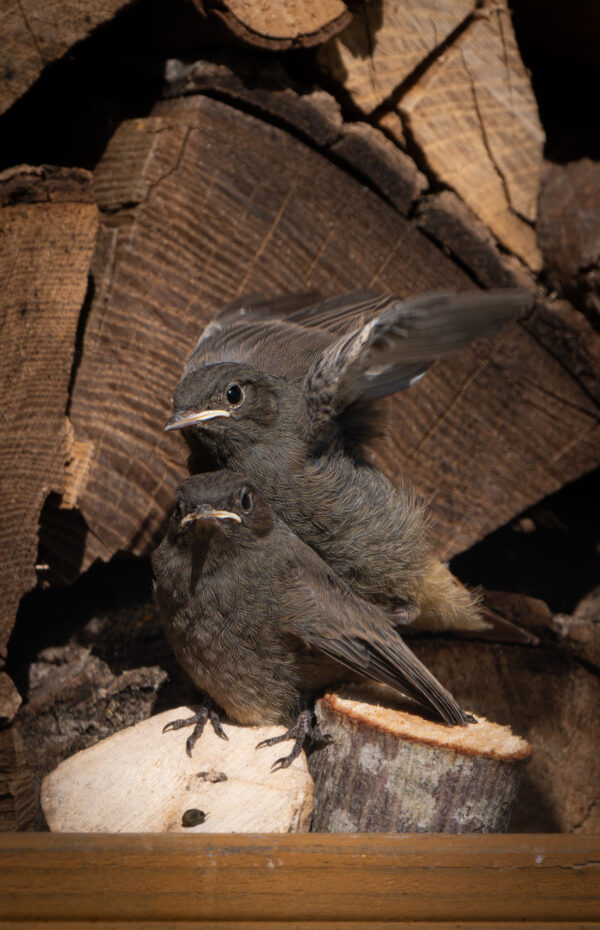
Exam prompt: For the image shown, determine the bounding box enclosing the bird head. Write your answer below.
[165,363,286,458]
[170,470,274,545]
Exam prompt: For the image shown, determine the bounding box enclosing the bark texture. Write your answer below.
[309,686,531,832]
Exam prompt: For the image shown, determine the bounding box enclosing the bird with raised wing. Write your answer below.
[165,289,531,632]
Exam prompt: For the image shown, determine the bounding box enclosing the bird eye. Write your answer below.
[240,490,252,512]
[226,383,243,405]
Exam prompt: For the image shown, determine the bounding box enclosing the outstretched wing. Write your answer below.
[302,289,530,442]
[281,538,468,726]
[182,290,387,381]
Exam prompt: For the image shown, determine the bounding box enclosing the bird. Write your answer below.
[165,288,532,632]
[152,470,472,768]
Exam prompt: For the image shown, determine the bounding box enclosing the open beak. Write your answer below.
[165,409,231,432]
[180,506,241,529]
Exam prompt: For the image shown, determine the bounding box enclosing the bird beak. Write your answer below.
[180,506,242,529]
[165,409,231,432]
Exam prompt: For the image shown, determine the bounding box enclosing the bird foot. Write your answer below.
[163,699,229,757]
[256,710,314,770]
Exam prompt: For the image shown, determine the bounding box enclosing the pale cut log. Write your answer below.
[0,0,139,117]
[317,0,474,114]
[202,0,351,50]
[41,706,313,833]
[58,93,600,577]
[309,685,531,833]
[400,0,544,270]
[0,165,98,657]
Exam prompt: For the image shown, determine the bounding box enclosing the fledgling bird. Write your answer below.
[152,471,471,767]
[166,289,532,632]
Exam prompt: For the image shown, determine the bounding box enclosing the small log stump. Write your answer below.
[309,685,531,833]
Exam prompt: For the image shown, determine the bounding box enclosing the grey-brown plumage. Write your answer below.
[166,289,531,632]
[152,471,470,766]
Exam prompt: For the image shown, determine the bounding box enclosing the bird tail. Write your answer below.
[410,558,487,632]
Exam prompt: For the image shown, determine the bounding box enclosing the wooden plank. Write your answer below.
[0,834,598,924]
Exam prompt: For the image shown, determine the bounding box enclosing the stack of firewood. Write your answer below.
[0,0,598,833]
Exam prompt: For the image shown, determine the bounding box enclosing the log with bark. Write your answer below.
[309,685,531,833]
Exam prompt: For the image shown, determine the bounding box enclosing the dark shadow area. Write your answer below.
[0,0,223,173]
[452,466,600,614]
[6,554,154,701]
[510,0,600,162]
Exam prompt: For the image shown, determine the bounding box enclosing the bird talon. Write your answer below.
[162,701,227,756]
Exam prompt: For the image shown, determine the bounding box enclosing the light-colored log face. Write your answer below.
[319,0,544,270]
[400,4,544,270]
[0,179,98,653]
[41,706,313,833]
[318,0,474,113]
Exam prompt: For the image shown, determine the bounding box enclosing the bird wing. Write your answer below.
[281,540,467,725]
[302,289,530,443]
[182,290,385,380]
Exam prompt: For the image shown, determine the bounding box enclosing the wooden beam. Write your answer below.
[0,834,598,925]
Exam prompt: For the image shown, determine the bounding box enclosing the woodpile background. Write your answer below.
[0,0,598,832]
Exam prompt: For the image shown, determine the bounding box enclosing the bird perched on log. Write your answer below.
[165,289,531,632]
[152,471,471,768]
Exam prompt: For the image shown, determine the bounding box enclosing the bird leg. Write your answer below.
[256,709,314,770]
[162,697,229,757]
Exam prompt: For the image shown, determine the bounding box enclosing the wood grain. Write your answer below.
[318,0,474,113]
[0,834,598,924]
[204,0,352,49]
[0,166,98,655]
[400,0,544,270]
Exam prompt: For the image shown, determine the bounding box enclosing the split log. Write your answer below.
[41,706,313,833]
[399,0,544,270]
[318,0,474,113]
[52,92,598,581]
[0,0,139,117]
[0,166,98,664]
[309,685,531,833]
[319,0,544,270]
[203,0,351,50]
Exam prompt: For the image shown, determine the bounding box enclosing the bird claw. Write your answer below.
[162,699,228,756]
[256,710,314,770]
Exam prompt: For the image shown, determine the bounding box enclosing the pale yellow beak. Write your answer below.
[180,508,242,528]
[165,409,230,432]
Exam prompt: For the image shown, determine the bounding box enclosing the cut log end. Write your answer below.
[309,684,532,834]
